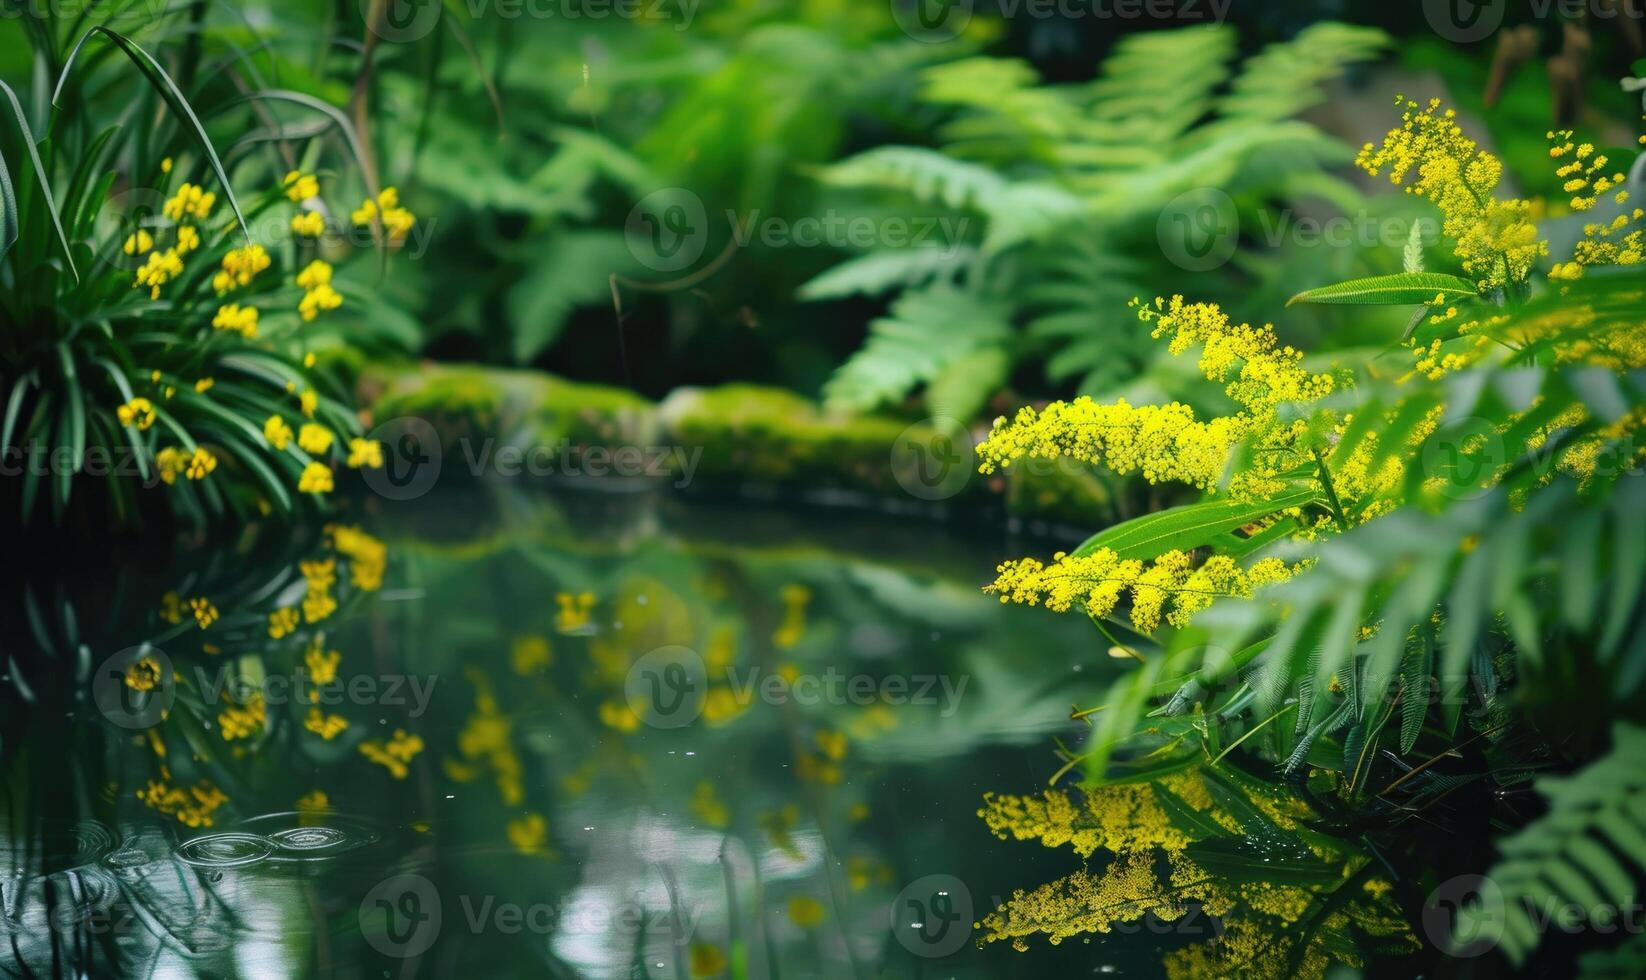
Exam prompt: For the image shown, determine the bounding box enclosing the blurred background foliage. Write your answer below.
[3,0,1642,418]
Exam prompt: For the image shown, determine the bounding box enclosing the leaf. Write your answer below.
[1286,272,1478,307]
[822,286,1011,415]
[55,28,248,243]
[0,80,75,277]
[1073,488,1319,560]
[505,231,639,363]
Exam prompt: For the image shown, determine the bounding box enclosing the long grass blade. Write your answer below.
[53,27,250,241]
[0,81,77,278]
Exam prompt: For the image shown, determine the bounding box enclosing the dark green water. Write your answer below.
[5,486,1181,978]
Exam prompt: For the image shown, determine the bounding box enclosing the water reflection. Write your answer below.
[2,486,1425,976]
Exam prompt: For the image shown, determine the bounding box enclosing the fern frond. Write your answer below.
[1460,724,1646,964]
[821,286,1012,415]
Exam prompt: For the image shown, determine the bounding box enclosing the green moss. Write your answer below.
[362,365,1116,523]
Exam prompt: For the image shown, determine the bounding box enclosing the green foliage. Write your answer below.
[1461,724,1646,964]
[803,23,1390,416]
[1,11,408,528]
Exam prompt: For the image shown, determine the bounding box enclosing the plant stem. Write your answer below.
[1312,447,1350,531]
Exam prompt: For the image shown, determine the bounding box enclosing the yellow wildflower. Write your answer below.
[264,415,293,450]
[212,303,259,339]
[283,171,319,202]
[507,812,549,855]
[304,706,349,740]
[298,461,334,494]
[175,225,201,254]
[290,210,326,238]
[123,230,153,255]
[116,397,156,430]
[352,186,416,242]
[346,437,383,468]
[134,248,183,299]
[359,729,424,778]
[185,448,216,480]
[162,182,215,222]
[297,423,334,455]
[269,606,300,639]
[214,245,271,293]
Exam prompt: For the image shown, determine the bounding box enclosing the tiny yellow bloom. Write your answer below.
[185,448,217,480]
[283,171,320,203]
[264,415,294,450]
[299,389,318,417]
[291,210,326,238]
[298,461,334,494]
[123,230,153,255]
[116,397,157,430]
[297,423,334,455]
[346,437,383,468]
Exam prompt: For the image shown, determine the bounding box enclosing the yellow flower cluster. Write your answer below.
[163,183,216,222]
[1355,97,1546,290]
[773,583,810,648]
[352,186,416,242]
[447,669,526,803]
[190,596,219,629]
[284,171,320,202]
[135,248,184,299]
[156,446,217,484]
[330,524,387,590]
[298,423,334,455]
[214,244,271,293]
[212,303,259,339]
[269,606,300,638]
[304,641,341,684]
[988,548,1296,633]
[978,782,1193,858]
[304,706,349,740]
[264,414,293,449]
[347,437,383,468]
[298,461,334,494]
[291,210,326,238]
[117,397,156,430]
[124,655,163,691]
[555,591,597,633]
[359,729,424,779]
[508,812,549,855]
[296,259,343,321]
[124,230,153,255]
[137,775,228,827]
[218,692,266,740]
[977,298,1333,496]
[1547,129,1644,281]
